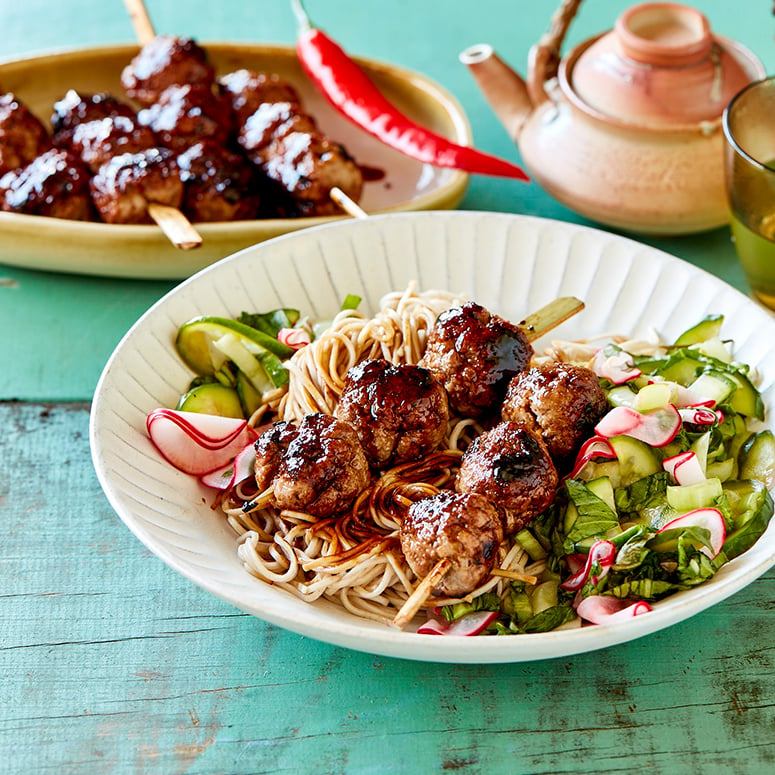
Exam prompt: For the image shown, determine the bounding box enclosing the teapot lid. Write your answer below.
[568,2,759,125]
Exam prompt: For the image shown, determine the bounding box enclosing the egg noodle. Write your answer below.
[219,285,548,626]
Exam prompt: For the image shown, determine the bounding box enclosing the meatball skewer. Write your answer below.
[394,297,587,628]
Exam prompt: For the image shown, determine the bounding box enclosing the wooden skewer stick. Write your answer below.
[122,0,203,250]
[147,203,203,251]
[392,558,451,629]
[123,0,156,46]
[330,186,368,219]
[520,296,585,342]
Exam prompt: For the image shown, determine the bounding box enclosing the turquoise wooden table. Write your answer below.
[2,1,775,772]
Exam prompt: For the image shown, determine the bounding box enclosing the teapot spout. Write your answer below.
[459,44,534,141]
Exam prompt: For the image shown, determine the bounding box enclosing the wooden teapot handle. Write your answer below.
[527,0,583,105]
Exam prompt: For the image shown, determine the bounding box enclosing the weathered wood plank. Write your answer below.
[2,402,775,774]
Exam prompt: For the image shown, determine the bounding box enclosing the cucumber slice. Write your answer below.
[529,580,558,614]
[739,430,775,489]
[176,316,294,375]
[608,435,661,485]
[688,370,736,406]
[725,370,764,420]
[236,371,262,417]
[722,480,774,558]
[515,528,548,561]
[634,382,672,412]
[176,382,245,418]
[673,315,724,346]
[666,477,723,512]
[586,476,616,512]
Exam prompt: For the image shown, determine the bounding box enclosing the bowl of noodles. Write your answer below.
[90,210,775,663]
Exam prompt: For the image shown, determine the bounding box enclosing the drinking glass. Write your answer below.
[723,76,775,309]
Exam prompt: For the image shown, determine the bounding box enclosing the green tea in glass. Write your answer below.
[723,76,775,309]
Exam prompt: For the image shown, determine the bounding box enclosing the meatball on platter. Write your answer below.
[0,43,469,279]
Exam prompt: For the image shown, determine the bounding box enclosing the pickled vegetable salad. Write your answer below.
[438,315,775,634]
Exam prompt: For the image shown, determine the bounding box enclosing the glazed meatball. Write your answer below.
[0,93,51,175]
[62,116,157,172]
[456,420,558,535]
[177,140,262,222]
[334,359,449,470]
[121,35,215,107]
[90,148,183,224]
[400,490,504,598]
[502,362,609,472]
[51,90,137,145]
[419,302,534,418]
[254,420,301,493]
[1,149,92,220]
[239,101,363,217]
[253,413,370,518]
[138,83,236,151]
[219,69,302,124]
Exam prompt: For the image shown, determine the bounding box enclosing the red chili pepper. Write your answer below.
[291,0,529,181]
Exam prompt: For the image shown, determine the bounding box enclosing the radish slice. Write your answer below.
[595,404,681,447]
[593,349,641,384]
[417,610,498,636]
[662,450,706,486]
[560,540,617,591]
[576,595,652,624]
[277,327,311,350]
[679,407,722,426]
[657,507,726,558]
[146,408,256,476]
[567,436,616,479]
[671,385,715,408]
[201,442,257,490]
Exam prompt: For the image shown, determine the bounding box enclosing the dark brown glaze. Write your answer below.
[137,84,236,151]
[239,101,363,217]
[419,301,534,418]
[399,490,504,598]
[51,90,137,145]
[177,140,261,222]
[62,116,157,173]
[121,35,215,107]
[219,69,302,124]
[456,420,558,535]
[0,93,51,175]
[253,420,299,493]
[502,362,609,473]
[334,359,449,470]
[254,413,370,518]
[0,148,93,220]
[89,148,183,224]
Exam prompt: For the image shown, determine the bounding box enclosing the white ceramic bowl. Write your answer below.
[90,211,775,663]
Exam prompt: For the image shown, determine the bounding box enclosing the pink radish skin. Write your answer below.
[567,436,616,479]
[146,408,256,476]
[593,349,641,384]
[277,327,311,349]
[201,442,257,490]
[576,595,652,625]
[595,404,681,447]
[417,610,498,636]
[561,540,617,591]
[657,507,726,558]
[679,407,722,425]
[662,450,706,486]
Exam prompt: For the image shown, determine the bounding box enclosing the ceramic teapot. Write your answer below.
[460,0,765,234]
